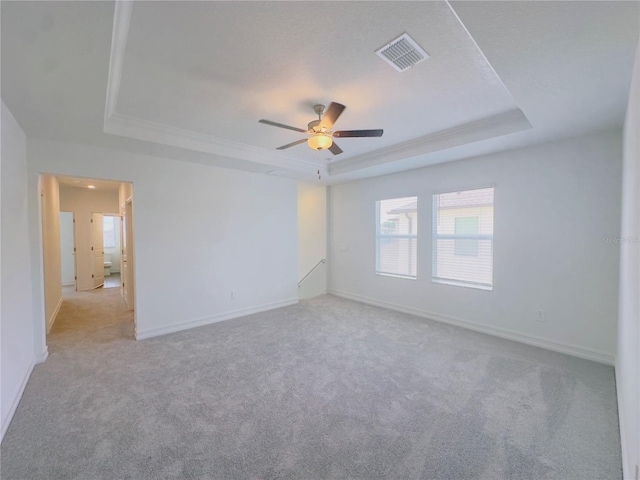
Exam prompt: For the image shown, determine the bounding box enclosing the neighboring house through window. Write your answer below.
[432,187,494,290]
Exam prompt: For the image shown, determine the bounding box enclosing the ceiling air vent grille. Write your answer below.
[376,33,429,72]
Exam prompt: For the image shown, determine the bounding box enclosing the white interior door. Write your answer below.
[59,212,76,288]
[122,201,134,310]
[92,213,104,289]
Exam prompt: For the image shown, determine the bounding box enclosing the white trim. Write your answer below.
[1,360,35,442]
[328,109,532,176]
[47,296,63,333]
[328,289,615,365]
[104,0,133,123]
[135,298,299,340]
[104,113,327,173]
[615,361,630,480]
[61,281,75,287]
[34,348,49,364]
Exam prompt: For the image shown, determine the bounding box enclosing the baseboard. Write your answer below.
[61,281,75,287]
[328,290,615,365]
[47,296,63,333]
[615,361,631,480]
[1,359,35,443]
[34,348,49,364]
[136,298,299,340]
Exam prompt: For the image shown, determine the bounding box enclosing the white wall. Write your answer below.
[1,101,37,441]
[298,182,327,299]
[59,186,119,290]
[617,39,640,480]
[59,212,75,285]
[329,131,622,364]
[39,175,61,332]
[27,138,298,348]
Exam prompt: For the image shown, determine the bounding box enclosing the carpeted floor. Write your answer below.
[1,289,621,479]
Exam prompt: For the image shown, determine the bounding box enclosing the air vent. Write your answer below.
[376,33,429,72]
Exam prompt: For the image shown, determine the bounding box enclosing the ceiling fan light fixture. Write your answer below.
[307,134,333,151]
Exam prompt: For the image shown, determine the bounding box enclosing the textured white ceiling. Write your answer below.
[56,175,122,192]
[1,1,638,184]
[116,1,518,162]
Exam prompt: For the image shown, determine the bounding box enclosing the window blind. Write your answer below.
[432,188,494,290]
[376,196,418,278]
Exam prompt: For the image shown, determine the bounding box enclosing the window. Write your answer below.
[432,187,494,290]
[454,216,479,256]
[103,216,116,248]
[376,196,417,278]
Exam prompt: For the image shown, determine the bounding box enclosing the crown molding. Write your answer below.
[328,109,532,176]
[104,0,133,123]
[104,113,325,174]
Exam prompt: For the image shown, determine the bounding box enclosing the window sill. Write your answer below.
[376,272,417,280]
[432,278,492,291]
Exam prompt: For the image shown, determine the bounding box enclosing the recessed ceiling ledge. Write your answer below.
[328,108,532,176]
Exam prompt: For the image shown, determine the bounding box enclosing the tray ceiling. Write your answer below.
[105,1,530,176]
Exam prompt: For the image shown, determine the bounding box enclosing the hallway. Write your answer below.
[104,272,121,289]
[50,286,134,352]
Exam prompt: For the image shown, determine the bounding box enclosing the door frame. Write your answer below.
[121,197,135,311]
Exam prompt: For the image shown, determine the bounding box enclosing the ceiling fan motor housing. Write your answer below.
[308,119,322,132]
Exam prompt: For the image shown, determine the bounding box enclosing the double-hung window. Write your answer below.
[375,196,418,279]
[432,187,494,290]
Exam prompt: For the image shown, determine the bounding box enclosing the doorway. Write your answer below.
[40,174,136,344]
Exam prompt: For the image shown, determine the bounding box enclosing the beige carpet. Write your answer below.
[1,290,622,479]
[50,286,134,350]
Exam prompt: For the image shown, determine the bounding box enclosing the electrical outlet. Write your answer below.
[231,291,236,300]
[537,310,545,322]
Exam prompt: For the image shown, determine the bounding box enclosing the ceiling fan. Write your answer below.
[259,102,383,155]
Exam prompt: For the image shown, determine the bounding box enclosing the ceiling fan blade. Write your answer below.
[320,102,346,130]
[333,129,383,138]
[259,119,307,133]
[329,142,343,155]
[276,138,308,150]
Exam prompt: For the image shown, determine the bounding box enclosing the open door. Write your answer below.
[91,213,104,289]
[59,212,77,289]
[122,200,134,310]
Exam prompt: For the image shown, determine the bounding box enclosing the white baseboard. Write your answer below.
[47,296,63,333]
[61,281,75,287]
[136,298,299,340]
[328,290,615,365]
[615,361,631,480]
[1,360,35,443]
[34,348,49,364]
